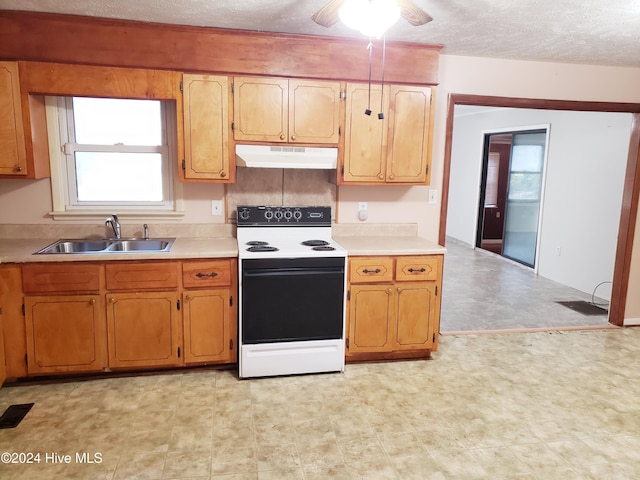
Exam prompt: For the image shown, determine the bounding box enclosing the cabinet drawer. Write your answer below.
[349,257,394,283]
[23,263,101,293]
[183,260,232,288]
[105,262,179,291]
[395,256,442,282]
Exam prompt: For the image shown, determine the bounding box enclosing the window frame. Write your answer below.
[46,95,184,220]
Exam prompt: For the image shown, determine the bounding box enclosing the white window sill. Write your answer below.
[48,210,186,221]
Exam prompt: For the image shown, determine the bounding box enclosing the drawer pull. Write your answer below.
[408,268,426,273]
[196,272,218,278]
[362,268,381,274]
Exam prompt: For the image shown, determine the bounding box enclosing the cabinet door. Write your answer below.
[0,62,27,176]
[394,283,438,350]
[233,76,288,142]
[348,284,394,354]
[183,289,233,364]
[106,292,181,368]
[289,79,341,144]
[182,74,232,181]
[342,83,388,183]
[386,85,433,184]
[24,295,106,374]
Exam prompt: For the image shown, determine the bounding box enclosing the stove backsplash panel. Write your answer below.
[227,168,336,221]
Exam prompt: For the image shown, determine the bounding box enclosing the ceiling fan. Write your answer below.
[311,0,433,31]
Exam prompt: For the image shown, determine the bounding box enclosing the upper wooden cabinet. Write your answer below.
[181,74,233,182]
[232,77,341,144]
[0,62,27,176]
[341,83,434,185]
[0,62,49,179]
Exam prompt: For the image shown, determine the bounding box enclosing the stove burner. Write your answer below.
[246,241,269,246]
[312,245,336,251]
[302,240,330,247]
[247,245,279,252]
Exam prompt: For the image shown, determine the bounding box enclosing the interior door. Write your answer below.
[502,130,547,267]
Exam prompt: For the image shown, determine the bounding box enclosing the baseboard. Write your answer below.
[624,317,640,326]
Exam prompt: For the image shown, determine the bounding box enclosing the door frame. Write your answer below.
[475,125,551,272]
[440,94,640,327]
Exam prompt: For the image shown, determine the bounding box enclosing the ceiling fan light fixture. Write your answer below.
[338,0,401,38]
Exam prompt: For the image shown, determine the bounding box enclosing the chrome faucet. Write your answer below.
[105,214,121,239]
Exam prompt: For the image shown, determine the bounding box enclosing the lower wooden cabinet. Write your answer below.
[183,288,233,364]
[106,292,182,369]
[24,295,107,374]
[1,258,237,379]
[346,255,442,361]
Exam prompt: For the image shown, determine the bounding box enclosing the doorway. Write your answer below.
[440,95,640,327]
[477,128,548,268]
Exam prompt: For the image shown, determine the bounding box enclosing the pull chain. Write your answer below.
[378,34,386,120]
[365,38,373,116]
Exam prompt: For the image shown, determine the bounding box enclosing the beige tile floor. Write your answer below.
[2,326,640,479]
[441,238,612,332]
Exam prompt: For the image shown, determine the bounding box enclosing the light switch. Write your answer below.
[211,200,223,216]
[428,189,438,204]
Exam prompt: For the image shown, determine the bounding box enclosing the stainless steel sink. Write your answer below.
[106,239,173,252]
[35,238,175,254]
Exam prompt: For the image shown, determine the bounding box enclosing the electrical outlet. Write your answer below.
[556,246,562,256]
[428,189,438,204]
[358,202,368,221]
[211,200,223,216]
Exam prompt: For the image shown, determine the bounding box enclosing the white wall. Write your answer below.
[447,107,632,298]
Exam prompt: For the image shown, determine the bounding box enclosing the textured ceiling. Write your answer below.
[2,0,640,67]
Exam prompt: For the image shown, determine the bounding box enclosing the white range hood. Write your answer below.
[235,144,338,169]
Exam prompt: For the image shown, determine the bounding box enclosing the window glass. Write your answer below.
[511,145,544,172]
[74,152,164,202]
[72,97,163,146]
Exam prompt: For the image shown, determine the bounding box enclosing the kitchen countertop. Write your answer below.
[0,237,239,264]
[332,223,446,256]
[0,223,445,264]
[333,234,446,256]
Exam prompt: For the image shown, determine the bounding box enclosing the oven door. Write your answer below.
[241,257,345,344]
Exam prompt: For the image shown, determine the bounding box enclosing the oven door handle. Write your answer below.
[243,267,344,277]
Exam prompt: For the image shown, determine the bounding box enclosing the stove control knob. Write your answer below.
[239,209,250,220]
[264,210,273,220]
[284,210,293,220]
[293,210,302,220]
[274,210,283,220]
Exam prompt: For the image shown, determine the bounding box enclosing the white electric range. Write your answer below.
[236,205,347,378]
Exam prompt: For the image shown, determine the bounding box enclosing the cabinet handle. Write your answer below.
[280,134,286,140]
[109,297,116,304]
[389,174,394,180]
[220,171,227,178]
[185,294,192,301]
[196,272,218,278]
[408,268,426,273]
[14,165,23,172]
[387,288,393,295]
[291,135,296,141]
[362,268,381,274]
[89,298,96,305]
[378,174,384,180]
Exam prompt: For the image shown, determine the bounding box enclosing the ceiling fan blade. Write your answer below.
[397,0,433,26]
[311,0,347,27]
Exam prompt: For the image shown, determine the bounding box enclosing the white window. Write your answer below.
[47,96,184,219]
